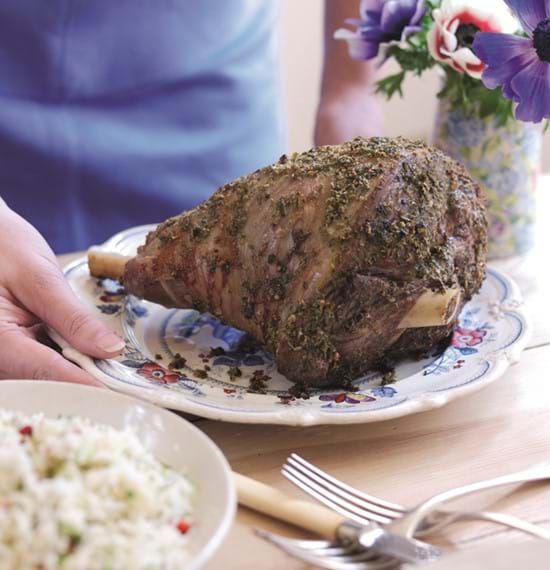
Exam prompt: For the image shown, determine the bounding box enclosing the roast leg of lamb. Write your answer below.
[89,138,487,388]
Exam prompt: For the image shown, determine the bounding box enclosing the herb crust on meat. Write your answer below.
[124,137,488,388]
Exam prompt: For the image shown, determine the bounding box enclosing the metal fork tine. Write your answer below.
[284,460,400,522]
[289,454,404,515]
[288,551,393,570]
[283,548,395,570]
[256,529,398,570]
[280,542,382,562]
[298,555,396,570]
[282,465,382,525]
[283,464,394,525]
[253,529,353,554]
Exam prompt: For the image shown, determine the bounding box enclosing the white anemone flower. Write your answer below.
[428,0,518,78]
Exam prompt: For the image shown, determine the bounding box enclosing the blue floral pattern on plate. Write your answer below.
[422,308,497,376]
[52,226,530,426]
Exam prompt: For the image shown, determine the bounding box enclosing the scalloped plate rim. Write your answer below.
[52,226,531,427]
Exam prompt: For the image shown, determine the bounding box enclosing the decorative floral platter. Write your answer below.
[51,225,531,426]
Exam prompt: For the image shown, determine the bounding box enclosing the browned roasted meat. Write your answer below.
[123,137,487,388]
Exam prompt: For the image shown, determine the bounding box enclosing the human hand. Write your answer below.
[0,202,125,385]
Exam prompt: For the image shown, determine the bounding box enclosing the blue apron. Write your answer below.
[0,1,285,253]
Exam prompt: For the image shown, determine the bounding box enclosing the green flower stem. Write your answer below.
[373,0,520,127]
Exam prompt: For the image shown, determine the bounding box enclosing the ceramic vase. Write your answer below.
[431,98,543,259]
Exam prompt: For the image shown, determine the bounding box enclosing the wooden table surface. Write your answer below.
[59,176,550,569]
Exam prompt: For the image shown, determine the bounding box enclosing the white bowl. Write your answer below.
[0,380,235,570]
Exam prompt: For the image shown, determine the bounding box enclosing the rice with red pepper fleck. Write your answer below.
[0,409,194,570]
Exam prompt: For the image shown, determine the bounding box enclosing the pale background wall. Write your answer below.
[279,0,550,169]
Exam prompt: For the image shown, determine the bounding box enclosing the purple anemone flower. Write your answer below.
[335,0,427,61]
[473,0,550,123]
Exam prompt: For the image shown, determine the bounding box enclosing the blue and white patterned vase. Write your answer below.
[431,98,543,259]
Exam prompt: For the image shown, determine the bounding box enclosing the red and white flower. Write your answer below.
[451,327,487,348]
[137,362,180,384]
[428,0,518,78]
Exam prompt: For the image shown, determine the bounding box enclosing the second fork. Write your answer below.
[283,454,550,539]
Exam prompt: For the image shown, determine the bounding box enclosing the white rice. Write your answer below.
[0,409,194,570]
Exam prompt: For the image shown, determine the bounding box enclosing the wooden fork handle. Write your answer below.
[234,472,344,539]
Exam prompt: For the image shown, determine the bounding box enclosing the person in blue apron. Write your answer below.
[0,1,379,384]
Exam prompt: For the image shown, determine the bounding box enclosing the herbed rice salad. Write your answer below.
[0,409,194,570]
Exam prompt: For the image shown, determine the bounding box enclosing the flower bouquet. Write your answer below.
[336,0,550,258]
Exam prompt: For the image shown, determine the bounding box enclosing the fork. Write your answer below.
[258,455,550,568]
[282,454,550,538]
[237,468,550,570]
[255,528,399,570]
[236,473,421,569]
[257,513,550,570]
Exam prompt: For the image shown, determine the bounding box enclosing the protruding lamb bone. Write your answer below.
[87,248,462,329]
[398,288,461,329]
[88,248,130,281]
